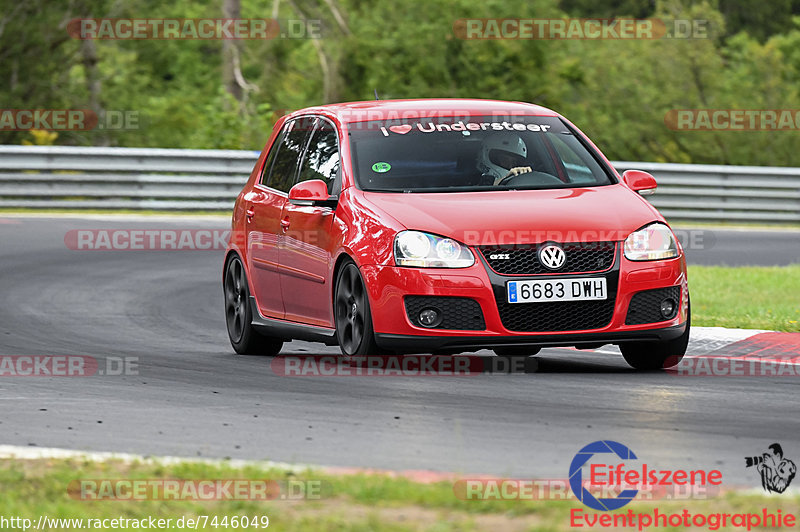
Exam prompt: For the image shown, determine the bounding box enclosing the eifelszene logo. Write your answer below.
[745,443,797,494]
[569,440,639,511]
[569,440,722,511]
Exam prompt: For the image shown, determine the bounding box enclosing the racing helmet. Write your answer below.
[477,132,528,181]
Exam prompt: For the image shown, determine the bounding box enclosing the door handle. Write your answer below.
[280,217,290,232]
[245,207,255,221]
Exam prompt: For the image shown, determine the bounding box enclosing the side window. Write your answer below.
[297,120,341,195]
[258,128,285,185]
[267,117,316,193]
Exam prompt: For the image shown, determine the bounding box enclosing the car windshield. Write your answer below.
[348,115,614,192]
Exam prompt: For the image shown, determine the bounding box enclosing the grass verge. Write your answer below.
[1,458,798,531]
[689,265,800,332]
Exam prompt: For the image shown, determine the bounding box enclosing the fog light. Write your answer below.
[660,298,677,319]
[418,308,442,328]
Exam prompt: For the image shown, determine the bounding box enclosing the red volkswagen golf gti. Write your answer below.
[224,99,689,370]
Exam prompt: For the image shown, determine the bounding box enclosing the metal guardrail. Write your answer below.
[614,161,800,223]
[0,145,798,223]
[0,146,258,211]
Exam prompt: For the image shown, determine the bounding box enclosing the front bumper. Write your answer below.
[361,245,688,354]
[375,321,688,353]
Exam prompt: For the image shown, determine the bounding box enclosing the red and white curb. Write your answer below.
[595,326,769,355]
[595,327,800,374]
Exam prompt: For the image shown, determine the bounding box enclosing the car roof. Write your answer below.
[286,98,560,123]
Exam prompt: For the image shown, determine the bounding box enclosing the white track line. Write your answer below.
[0,444,311,472]
[0,444,477,483]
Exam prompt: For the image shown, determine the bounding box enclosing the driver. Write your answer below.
[477,132,533,185]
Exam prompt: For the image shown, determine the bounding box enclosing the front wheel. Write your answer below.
[224,255,283,356]
[334,262,381,357]
[620,304,690,370]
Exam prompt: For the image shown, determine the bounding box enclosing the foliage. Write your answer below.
[2,0,800,165]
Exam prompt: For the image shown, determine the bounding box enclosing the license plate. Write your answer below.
[507,277,607,304]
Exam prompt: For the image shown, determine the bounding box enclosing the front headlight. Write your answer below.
[624,223,679,261]
[394,231,475,268]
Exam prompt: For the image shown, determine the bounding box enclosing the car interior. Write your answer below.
[352,129,609,192]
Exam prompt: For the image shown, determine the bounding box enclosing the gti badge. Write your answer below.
[538,243,566,270]
[489,253,510,260]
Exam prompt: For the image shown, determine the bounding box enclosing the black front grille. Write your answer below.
[405,296,486,330]
[625,286,681,325]
[496,298,616,332]
[493,269,620,332]
[479,242,616,275]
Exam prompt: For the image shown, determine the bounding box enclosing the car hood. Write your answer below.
[360,184,662,245]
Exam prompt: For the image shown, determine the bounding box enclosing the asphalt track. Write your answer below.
[1,215,799,486]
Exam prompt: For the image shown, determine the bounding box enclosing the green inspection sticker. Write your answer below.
[372,162,391,173]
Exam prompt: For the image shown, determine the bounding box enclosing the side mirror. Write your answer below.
[622,170,657,196]
[288,179,338,208]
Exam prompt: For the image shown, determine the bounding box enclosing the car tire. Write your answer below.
[492,346,542,358]
[224,254,283,356]
[620,301,690,370]
[334,261,381,357]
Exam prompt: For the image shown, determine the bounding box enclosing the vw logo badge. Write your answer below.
[538,244,566,270]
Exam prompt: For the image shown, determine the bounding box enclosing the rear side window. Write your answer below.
[267,117,316,193]
[297,120,340,194]
[259,128,285,185]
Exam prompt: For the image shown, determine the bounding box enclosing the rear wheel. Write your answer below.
[224,255,283,356]
[334,262,381,357]
[492,346,542,358]
[620,304,690,370]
